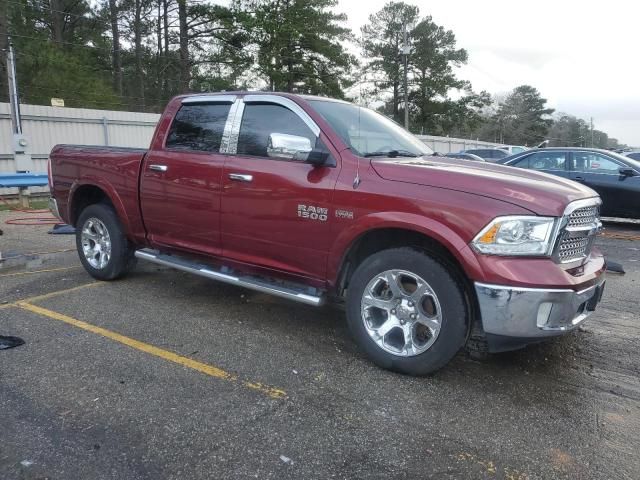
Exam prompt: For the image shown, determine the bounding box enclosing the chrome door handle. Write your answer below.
[228,173,253,182]
[149,164,168,172]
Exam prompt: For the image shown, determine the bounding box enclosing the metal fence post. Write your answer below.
[102,117,110,146]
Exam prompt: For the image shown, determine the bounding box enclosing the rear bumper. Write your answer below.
[474,277,606,349]
[48,196,61,220]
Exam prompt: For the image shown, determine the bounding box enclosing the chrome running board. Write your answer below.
[135,249,324,307]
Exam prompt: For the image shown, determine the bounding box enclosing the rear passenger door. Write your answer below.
[140,97,233,256]
[220,95,341,281]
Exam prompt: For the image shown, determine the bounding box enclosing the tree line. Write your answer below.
[0,0,625,148]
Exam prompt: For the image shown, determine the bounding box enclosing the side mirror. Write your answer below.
[619,167,636,177]
[267,133,329,166]
[267,133,311,160]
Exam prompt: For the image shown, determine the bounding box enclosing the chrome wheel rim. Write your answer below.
[81,217,112,269]
[361,269,442,357]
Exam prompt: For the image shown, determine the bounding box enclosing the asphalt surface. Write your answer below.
[0,211,639,479]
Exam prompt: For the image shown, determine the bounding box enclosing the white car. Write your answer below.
[622,150,640,161]
[500,145,530,155]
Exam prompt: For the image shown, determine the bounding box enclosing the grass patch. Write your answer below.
[0,199,50,211]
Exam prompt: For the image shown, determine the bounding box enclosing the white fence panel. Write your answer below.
[0,102,159,196]
[416,135,498,154]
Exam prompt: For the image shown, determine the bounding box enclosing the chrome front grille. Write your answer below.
[554,199,601,264]
[558,235,591,262]
[566,205,599,228]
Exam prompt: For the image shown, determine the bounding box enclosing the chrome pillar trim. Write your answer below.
[135,249,324,307]
[243,94,321,137]
[474,279,605,338]
[225,100,245,155]
[48,197,61,220]
[219,98,241,154]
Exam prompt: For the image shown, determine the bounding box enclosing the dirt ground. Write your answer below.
[1,209,638,479]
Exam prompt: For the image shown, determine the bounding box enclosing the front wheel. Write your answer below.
[346,248,468,375]
[76,203,136,281]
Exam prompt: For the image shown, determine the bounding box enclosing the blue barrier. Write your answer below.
[0,173,49,188]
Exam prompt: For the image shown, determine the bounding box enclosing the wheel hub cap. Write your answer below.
[81,217,112,270]
[360,269,442,357]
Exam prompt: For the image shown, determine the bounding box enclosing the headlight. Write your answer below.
[472,216,557,256]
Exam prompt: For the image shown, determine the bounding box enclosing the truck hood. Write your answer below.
[371,156,598,216]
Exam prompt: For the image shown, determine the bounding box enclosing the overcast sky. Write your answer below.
[339,0,639,146]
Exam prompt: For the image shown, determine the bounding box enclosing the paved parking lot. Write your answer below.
[1,211,639,479]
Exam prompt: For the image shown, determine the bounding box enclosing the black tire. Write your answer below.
[75,203,136,281]
[346,247,468,375]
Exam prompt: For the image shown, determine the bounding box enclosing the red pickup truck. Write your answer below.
[49,92,606,375]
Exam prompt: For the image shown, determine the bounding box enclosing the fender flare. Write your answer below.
[327,212,484,286]
[67,176,132,235]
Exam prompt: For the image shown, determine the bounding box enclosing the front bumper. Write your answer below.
[475,278,606,344]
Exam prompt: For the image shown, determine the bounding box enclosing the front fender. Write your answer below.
[327,211,485,286]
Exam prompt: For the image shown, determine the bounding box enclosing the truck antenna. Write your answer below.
[353,106,361,189]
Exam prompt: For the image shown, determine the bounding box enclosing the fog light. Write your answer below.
[536,302,553,328]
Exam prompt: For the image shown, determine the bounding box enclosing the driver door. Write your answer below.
[220,96,341,281]
[569,152,639,217]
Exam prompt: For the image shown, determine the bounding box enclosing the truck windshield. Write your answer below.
[308,100,433,158]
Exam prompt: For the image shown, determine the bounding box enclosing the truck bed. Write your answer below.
[49,144,148,240]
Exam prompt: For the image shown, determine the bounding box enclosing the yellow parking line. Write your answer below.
[16,301,287,400]
[0,282,104,309]
[0,266,80,278]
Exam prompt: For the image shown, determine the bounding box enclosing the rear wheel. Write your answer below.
[346,248,468,375]
[76,203,135,281]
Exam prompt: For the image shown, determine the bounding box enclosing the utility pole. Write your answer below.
[5,38,31,175]
[402,22,410,131]
[6,39,21,136]
[590,117,594,147]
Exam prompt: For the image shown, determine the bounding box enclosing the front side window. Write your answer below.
[237,103,316,157]
[524,152,566,170]
[308,100,433,158]
[572,153,620,173]
[166,103,231,152]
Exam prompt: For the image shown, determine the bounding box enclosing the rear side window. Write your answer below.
[166,103,231,152]
[237,103,316,157]
[628,153,640,161]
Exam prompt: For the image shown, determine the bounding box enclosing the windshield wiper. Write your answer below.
[363,150,420,158]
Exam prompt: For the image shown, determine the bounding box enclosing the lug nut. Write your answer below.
[410,314,417,320]
[391,309,396,315]
[408,301,414,307]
